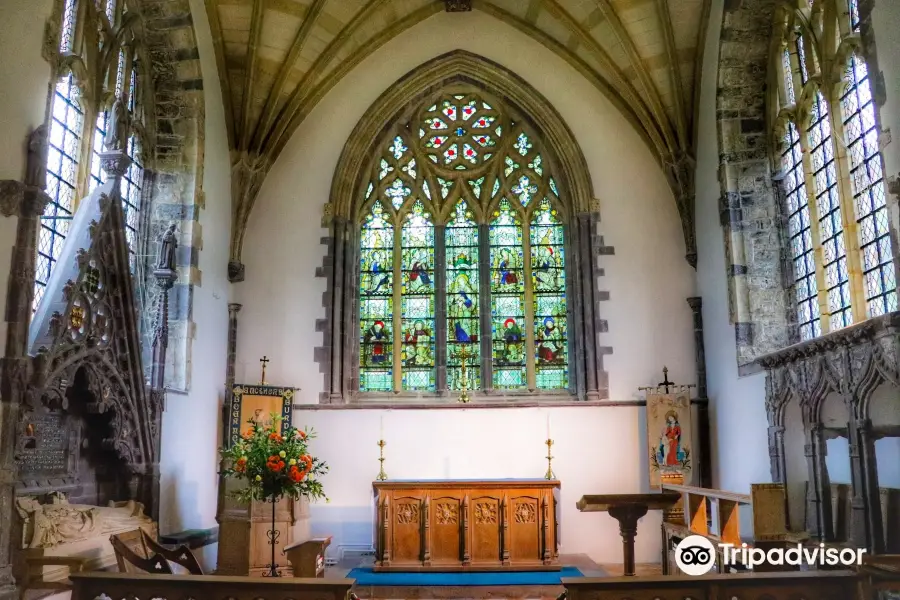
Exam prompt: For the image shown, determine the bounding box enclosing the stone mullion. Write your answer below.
[329,218,347,402]
[344,232,360,398]
[523,220,536,391]
[434,224,447,395]
[577,215,599,399]
[825,83,868,323]
[478,223,492,391]
[795,115,833,334]
[392,224,402,393]
[856,418,885,552]
[566,219,585,399]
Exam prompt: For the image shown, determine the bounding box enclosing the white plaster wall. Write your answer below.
[296,406,663,564]
[693,0,772,498]
[0,0,54,356]
[872,0,900,185]
[156,0,232,571]
[234,9,697,565]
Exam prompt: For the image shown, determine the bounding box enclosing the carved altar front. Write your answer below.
[373,479,560,572]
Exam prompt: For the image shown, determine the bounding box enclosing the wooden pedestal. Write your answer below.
[217,496,309,576]
[373,479,560,572]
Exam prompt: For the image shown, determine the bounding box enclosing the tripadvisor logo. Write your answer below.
[674,535,867,575]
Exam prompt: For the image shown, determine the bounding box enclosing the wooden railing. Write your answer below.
[70,572,355,600]
[563,570,860,600]
[860,554,900,599]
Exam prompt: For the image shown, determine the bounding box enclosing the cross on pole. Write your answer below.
[658,366,674,394]
[259,356,270,385]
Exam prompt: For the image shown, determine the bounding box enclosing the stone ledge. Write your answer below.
[159,526,219,549]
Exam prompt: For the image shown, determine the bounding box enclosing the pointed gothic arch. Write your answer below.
[318,51,610,404]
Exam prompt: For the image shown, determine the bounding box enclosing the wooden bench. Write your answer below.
[70,571,355,600]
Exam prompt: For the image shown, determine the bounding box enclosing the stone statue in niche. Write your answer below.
[103,98,129,152]
[16,492,152,548]
[26,124,49,188]
[156,224,177,271]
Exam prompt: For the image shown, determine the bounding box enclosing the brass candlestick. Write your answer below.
[376,439,387,481]
[545,438,555,480]
[457,344,472,403]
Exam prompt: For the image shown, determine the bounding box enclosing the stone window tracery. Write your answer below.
[36,0,149,309]
[357,90,571,396]
[771,0,896,342]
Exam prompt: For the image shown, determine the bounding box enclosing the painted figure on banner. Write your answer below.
[646,391,693,487]
[251,408,273,429]
[364,320,390,365]
[536,316,563,363]
[403,320,432,366]
[658,411,685,466]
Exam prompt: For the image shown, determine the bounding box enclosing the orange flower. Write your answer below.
[243,428,254,439]
[288,465,305,483]
[269,432,283,442]
[266,455,285,472]
[297,430,307,440]
[235,457,247,473]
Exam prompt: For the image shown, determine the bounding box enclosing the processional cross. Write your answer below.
[259,356,270,385]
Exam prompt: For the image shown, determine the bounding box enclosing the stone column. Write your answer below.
[688,297,711,488]
[566,220,586,398]
[804,424,833,540]
[0,126,51,600]
[577,214,600,400]
[226,303,242,393]
[855,418,884,552]
[329,219,347,403]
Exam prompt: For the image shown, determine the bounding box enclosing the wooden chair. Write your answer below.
[109,532,172,575]
[140,529,204,575]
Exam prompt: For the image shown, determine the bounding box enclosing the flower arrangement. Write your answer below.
[220,414,328,504]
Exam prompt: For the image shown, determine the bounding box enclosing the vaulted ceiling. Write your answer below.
[206,0,711,275]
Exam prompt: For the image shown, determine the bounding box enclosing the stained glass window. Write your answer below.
[796,34,810,84]
[122,67,144,263]
[446,201,480,390]
[808,90,852,331]
[531,198,567,389]
[357,91,570,395]
[400,200,436,391]
[848,0,860,31]
[359,202,394,392]
[840,55,896,317]
[783,47,795,106]
[37,74,83,310]
[783,122,820,340]
[490,199,526,390]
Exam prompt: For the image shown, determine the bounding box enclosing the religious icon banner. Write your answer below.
[647,391,692,488]
[228,385,294,447]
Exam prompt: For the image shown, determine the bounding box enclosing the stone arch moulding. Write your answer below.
[314,50,614,405]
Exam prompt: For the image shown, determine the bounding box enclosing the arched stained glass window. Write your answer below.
[532,198,567,389]
[401,201,436,391]
[446,201,480,390]
[490,199,526,390]
[355,90,574,397]
[359,202,394,392]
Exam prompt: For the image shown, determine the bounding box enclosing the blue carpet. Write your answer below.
[346,566,583,586]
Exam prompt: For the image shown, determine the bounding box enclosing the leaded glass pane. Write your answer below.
[446,201,480,390]
[783,48,795,106]
[37,74,83,311]
[531,198,567,389]
[796,34,809,84]
[782,122,821,340]
[359,202,393,391]
[418,94,501,170]
[401,201,435,391]
[490,199,525,389]
[840,55,896,318]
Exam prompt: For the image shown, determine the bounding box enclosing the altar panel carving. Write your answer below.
[373,479,559,572]
[471,496,501,565]
[509,496,540,561]
[431,497,461,564]
[391,496,423,565]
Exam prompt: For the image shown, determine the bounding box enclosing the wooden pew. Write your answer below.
[563,570,860,600]
[70,572,355,600]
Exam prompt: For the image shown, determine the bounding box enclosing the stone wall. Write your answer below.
[716,0,792,372]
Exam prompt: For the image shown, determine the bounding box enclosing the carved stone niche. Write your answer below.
[758,312,900,553]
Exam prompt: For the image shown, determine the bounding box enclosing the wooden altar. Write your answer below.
[373,479,560,572]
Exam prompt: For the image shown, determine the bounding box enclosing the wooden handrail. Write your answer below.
[70,572,355,600]
[662,483,752,504]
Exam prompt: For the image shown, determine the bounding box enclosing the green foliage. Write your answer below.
[219,414,328,503]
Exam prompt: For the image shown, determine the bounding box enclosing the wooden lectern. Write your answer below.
[576,492,680,576]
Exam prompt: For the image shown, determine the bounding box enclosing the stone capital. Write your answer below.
[228,303,243,315]
[99,150,132,180]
